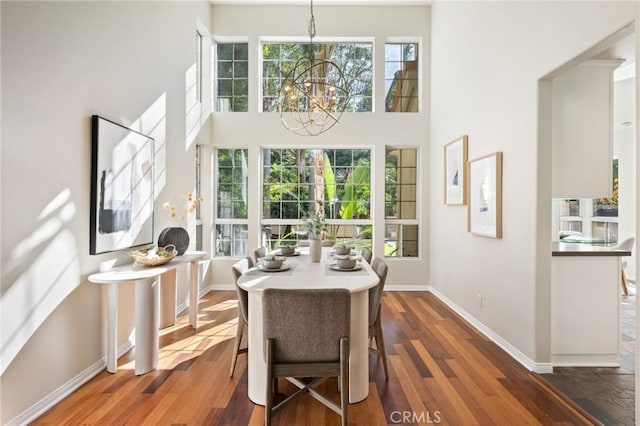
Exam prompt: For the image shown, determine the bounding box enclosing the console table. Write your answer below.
[89,252,207,375]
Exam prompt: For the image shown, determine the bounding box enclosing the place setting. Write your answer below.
[326,255,366,274]
[273,244,301,257]
[256,254,294,273]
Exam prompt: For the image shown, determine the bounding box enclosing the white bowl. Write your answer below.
[336,258,357,269]
[279,245,296,255]
[334,245,353,255]
[261,255,285,269]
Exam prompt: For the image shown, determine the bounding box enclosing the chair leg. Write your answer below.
[621,270,629,296]
[265,339,273,426]
[229,316,244,377]
[374,317,389,381]
[340,337,349,426]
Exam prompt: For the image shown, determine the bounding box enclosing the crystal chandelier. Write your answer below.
[279,0,350,136]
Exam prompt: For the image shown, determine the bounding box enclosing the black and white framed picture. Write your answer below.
[90,115,154,255]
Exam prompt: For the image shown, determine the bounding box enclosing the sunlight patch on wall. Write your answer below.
[1,190,79,375]
[185,62,204,150]
[129,93,167,200]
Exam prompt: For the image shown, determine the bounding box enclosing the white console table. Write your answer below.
[89,252,207,375]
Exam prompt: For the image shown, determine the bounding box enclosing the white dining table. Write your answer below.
[237,247,379,405]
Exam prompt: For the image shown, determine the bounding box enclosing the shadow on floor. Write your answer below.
[541,283,635,425]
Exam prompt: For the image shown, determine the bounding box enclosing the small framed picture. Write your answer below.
[444,135,468,205]
[468,152,503,238]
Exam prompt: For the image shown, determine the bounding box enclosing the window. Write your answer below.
[261,148,371,248]
[262,42,373,112]
[216,43,248,112]
[385,42,419,112]
[385,148,418,257]
[215,148,249,256]
[196,31,203,103]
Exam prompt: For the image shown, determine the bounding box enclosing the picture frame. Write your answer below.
[444,135,468,205]
[90,115,155,255]
[467,152,503,238]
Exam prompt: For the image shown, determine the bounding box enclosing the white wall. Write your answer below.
[206,5,431,289]
[0,2,211,423]
[430,1,638,367]
[615,77,637,280]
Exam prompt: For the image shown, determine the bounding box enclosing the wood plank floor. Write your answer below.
[32,291,599,425]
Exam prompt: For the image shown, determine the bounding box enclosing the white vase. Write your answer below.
[309,239,322,263]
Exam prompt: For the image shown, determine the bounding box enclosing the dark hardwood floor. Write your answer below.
[541,283,635,425]
[32,291,599,425]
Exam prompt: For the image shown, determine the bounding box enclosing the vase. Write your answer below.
[309,239,322,263]
[158,227,189,255]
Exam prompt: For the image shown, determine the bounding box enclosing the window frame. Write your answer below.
[384,146,420,258]
[213,38,249,113]
[259,36,375,113]
[384,37,422,113]
[213,147,250,257]
[259,146,373,248]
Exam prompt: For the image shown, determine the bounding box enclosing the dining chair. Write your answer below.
[254,246,267,265]
[230,256,253,377]
[361,247,373,264]
[369,256,389,380]
[263,288,351,426]
[616,237,635,296]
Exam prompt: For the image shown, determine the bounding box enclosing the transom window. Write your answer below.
[216,43,248,112]
[385,42,419,112]
[262,42,373,113]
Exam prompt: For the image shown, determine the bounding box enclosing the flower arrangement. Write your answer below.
[302,211,327,240]
[163,192,204,227]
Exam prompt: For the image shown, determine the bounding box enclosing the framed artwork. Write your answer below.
[90,115,155,255]
[468,152,503,238]
[444,135,468,205]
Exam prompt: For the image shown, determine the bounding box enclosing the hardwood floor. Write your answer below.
[541,283,635,425]
[32,291,599,425]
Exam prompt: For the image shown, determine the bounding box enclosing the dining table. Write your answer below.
[237,246,379,405]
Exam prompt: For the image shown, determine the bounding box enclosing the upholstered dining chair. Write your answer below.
[360,247,373,264]
[263,288,351,426]
[254,246,267,265]
[369,257,389,380]
[230,257,253,377]
[616,237,635,296]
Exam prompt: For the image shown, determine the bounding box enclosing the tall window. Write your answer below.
[385,42,419,112]
[385,147,418,257]
[262,42,373,112]
[262,148,371,248]
[215,149,249,256]
[196,31,203,103]
[216,43,248,112]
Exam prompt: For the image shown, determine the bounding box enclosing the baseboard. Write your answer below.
[177,286,213,315]
[7,340,133,426]
[428,286,553,374]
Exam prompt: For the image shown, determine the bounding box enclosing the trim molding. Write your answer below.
[7,340,133,426]
[428,286,553,374]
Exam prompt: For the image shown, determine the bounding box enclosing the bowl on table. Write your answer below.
[260,254,285,269]
[335,257,357,269]
[279,245,297,255]
[334,245,353,255]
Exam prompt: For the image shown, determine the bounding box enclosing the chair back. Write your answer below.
[616,237,635,252]
[369,257,388,327]
[232,257,253,323]
[361,247,373,264]
[254,247,267,264]
[263,288,351,363]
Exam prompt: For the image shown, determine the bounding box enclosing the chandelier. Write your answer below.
[278,0,350,136]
